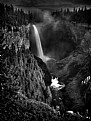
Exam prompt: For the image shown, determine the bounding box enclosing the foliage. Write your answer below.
[0,3,43,28]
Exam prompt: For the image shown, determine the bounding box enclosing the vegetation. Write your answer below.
[0,2,91,121]
[52,6,91,26]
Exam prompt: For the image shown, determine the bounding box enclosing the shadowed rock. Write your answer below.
[47,48,91,111]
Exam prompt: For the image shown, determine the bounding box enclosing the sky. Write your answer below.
[0,0,91,8]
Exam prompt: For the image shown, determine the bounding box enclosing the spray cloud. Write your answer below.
[31,10,76,61]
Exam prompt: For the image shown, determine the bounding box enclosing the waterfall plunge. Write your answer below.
[33,25,50,63]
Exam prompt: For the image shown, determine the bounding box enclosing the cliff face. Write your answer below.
[47,31,91,112]
[1,25,52,104]
[0,24,63,121]
[34,55,51,86]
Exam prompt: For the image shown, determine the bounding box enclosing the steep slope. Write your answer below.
[47,32,91,111]
[1,25,52,104]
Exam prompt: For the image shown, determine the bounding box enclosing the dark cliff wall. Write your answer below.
[1,25,52,104]
[47,31,91,112]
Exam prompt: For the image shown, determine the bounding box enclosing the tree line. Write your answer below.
[0,3,91,29]
[52,6,91,25]
[0,3,44,29]
[0,3,30,27]
[71,6,91,25]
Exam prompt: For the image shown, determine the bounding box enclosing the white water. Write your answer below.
[33,24,51,63]
[51,77,65,90]
[33,25,44,59]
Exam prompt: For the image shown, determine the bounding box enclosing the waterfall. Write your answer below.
[33,24,51,63]
[33,25,44,59]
